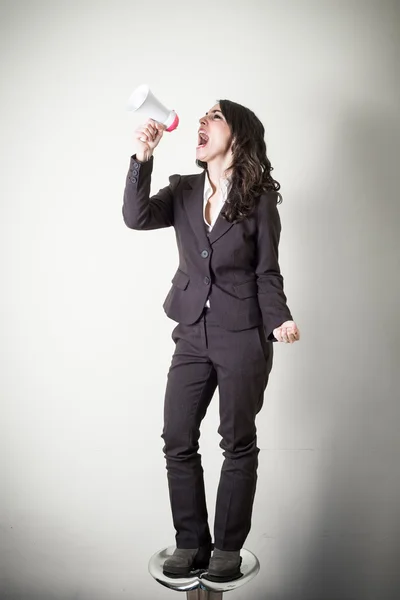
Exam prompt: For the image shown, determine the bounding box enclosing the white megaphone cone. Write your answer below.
[127,84,179,140]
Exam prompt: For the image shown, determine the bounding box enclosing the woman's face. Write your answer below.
[197,103,233,163]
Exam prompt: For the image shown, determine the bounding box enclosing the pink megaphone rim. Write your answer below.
[166,111,179,132]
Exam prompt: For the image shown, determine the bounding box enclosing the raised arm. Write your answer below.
[122,118,180,230]
[122,154,180,230]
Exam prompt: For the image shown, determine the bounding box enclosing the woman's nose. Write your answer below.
[199,116,207,126]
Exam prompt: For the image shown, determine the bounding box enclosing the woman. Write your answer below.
[122,99,300,582]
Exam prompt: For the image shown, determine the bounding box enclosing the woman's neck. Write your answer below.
[206,158,233,193]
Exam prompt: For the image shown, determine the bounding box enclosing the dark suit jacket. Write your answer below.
[122,154,293,341]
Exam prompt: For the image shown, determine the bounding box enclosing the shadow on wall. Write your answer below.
[280,102,400,599]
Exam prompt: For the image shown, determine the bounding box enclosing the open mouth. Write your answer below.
[197,131,209,149]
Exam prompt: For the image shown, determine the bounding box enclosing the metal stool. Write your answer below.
[148,546,260,598]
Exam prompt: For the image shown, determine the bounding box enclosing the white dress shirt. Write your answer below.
[203,170,232,308]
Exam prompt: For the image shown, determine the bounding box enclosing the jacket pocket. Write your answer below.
[233,279,258,299]
[171,268,190,290]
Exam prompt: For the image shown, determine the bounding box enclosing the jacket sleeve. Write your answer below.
[122,154,181,230]
[255,191,294,342]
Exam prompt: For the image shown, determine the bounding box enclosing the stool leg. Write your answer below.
[186,591,223,600]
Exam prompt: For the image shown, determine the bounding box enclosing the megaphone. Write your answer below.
[127,84,179,141]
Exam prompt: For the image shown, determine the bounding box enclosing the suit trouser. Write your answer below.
[161,304,274,552]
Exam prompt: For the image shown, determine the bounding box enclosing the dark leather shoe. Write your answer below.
[202,548,243,582]
[163,543,213,578]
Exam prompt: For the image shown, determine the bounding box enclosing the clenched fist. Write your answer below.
[133,118,167,162]
[273,320,300,343]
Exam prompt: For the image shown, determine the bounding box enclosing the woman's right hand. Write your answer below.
[133,118,166,161]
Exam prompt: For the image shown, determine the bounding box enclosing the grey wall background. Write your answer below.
[1,0,399,598]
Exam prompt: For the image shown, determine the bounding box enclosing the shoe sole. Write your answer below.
[163,566,208,578]
[201,570,243,582]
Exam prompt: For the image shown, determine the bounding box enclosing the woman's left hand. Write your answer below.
[273,321,300,343]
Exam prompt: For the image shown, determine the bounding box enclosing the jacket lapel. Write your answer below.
[182,171,236,247]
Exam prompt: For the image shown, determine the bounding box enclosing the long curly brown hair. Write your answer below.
[195,99,283,223]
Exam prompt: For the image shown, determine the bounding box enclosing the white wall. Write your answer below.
[1,0,399,598]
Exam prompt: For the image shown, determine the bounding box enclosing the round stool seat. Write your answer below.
[148,545,260,594]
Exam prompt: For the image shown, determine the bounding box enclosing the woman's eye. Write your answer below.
[214,114,221,119]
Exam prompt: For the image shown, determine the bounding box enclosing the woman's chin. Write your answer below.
[196,146,209,159]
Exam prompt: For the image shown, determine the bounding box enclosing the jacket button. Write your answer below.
[204,276,210,285]
[130,177,137,183]
[201,250,209,258]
